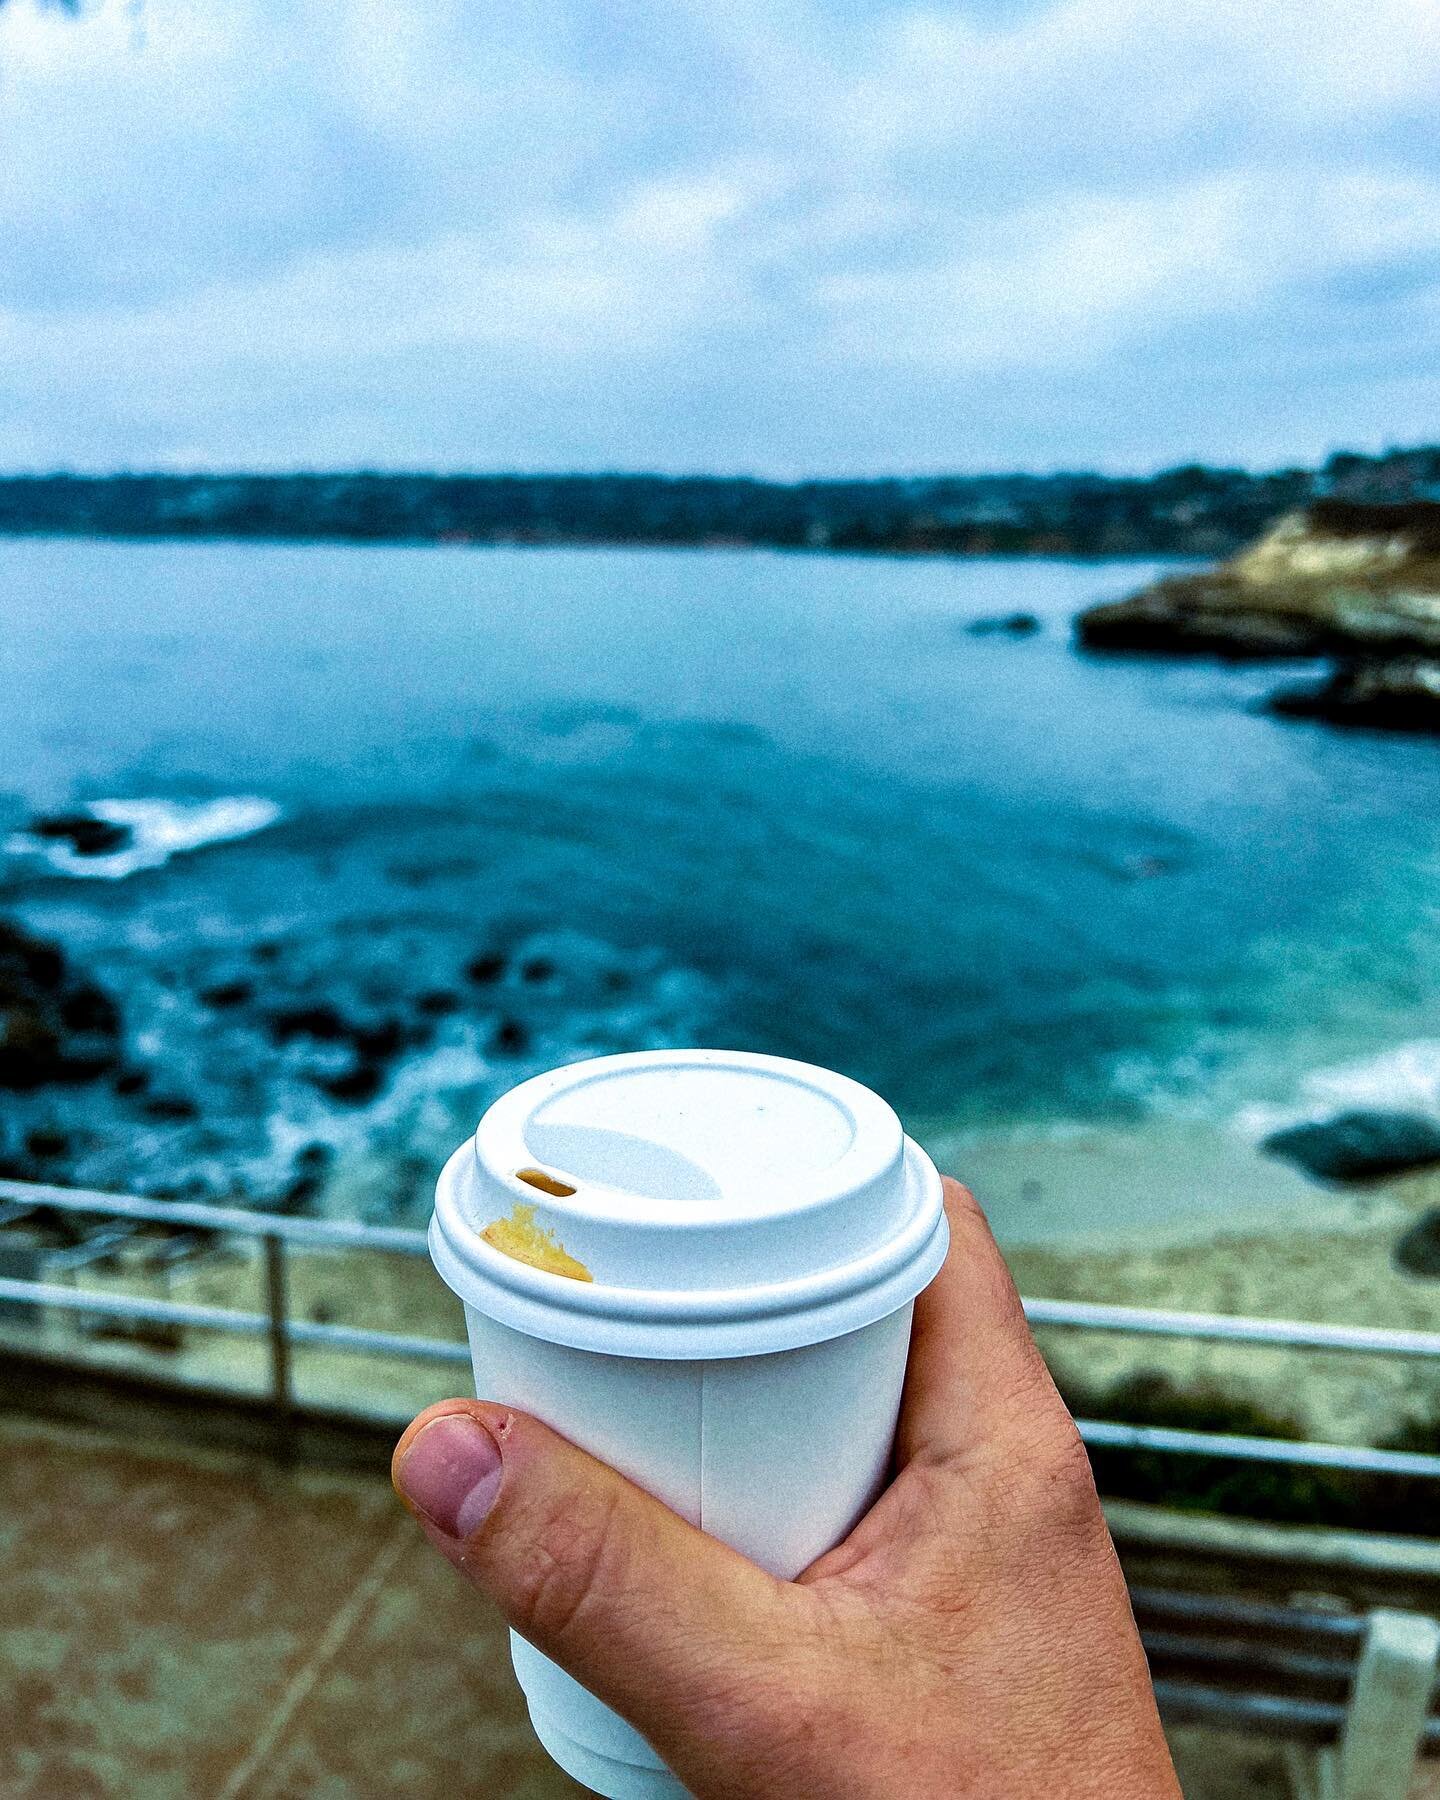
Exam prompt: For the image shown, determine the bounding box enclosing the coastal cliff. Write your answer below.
[1077,500,1440,730]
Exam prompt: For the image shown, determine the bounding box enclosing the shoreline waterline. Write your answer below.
[929,1116,1372,1251]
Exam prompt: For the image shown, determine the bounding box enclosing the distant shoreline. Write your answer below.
[0,449,1435,559]
[0,524,1189,563]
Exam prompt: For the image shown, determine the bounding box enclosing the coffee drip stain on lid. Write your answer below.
[483,1185,593,1282]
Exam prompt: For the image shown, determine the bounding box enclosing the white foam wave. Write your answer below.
[5,796,283,880]
[1236,1039,1440,1139]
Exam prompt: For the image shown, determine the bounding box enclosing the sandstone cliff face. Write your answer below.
[1077,501,1440,661]
[1075,501,1440,732]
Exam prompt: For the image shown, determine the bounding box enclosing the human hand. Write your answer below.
[392,1179,1180,1798]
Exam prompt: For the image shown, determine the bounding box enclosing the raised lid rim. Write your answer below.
[470,1047,905,1227]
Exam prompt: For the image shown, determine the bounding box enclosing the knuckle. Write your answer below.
[1023,1418,1105,1533]
[966,1406,1103,1539]
[941,1176,980,1216]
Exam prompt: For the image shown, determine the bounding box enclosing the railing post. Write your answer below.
[1324,1608,1440,1800]
[261,1234,293,1441]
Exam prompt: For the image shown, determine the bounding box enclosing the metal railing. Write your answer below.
[0,1177,465,1422]
[4,1177,1440,1479]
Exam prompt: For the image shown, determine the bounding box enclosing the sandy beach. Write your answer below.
[946,1119,1440,1444]
[18,1115,1439,1455]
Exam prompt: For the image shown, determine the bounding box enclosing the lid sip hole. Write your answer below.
[515,1167,578,1197]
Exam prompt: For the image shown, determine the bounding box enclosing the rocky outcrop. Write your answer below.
[0,919,123,1090]
[1077,576,1334,659]
[263,1002,426,1107]
[1078,501,1440,662]
[1268,658,1440,733]
[1394,1209,1440,1277]
[1077,501,1440,731]
[1262,1110,1440,1183]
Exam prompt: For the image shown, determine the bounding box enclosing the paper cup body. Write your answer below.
[467,1303,914,1795]
[429,1050,948,1800]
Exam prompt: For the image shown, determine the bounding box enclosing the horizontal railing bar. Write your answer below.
[1129,1585,1365,1642]
[286,1319,470,1365]
[1026,1296,1440,1361]
[1150,1678,1345,1742]
[5,1272,1437,1477]
[0,1278,264,1334]
[1078,1418,1440,1480]
[9,1183,1440,1361]
[0,1179,430,1255]
[1154,1678,1440,1749]
[1140,1628,1354,1689]
[0,1278,469,1365]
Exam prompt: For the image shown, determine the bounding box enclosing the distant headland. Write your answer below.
[1078,494,1440,733]
[1,446,1437,557]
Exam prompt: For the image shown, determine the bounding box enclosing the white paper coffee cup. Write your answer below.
[429,1049,948,1799]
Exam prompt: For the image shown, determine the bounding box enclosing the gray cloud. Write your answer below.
[1,0,1437,473]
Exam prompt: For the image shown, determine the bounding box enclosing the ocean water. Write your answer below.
[5,535,1440,1226]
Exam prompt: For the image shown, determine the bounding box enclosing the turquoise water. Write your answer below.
[4,535,1440,1221]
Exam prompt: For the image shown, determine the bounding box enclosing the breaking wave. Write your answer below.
[1235,1039,1440,1140]
[5,796,282,880]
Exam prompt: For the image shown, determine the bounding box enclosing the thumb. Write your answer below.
[392,1399,809,1768]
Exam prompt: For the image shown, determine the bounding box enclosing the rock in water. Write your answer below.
[26,812,132,856]
[1394,1210,1440,1277]
[199,978,254,1009]
[966,613,1041,637]
[1262,1110,1440,1182]
[1268,658,1440,734]
[318,1062,385,1104]
[266,1002,352,1043]
[0,919,124,1089]
[142,1094,199,1122]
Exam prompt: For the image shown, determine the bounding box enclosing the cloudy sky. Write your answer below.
[1,0,1437,475]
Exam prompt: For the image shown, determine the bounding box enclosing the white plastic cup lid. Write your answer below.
[429,1048,948,1358]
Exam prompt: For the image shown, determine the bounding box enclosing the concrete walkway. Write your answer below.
[4,1386,1434,1799]
[0,1409,582,1799]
